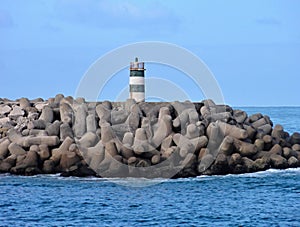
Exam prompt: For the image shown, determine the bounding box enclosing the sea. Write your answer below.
[0,107,300,227]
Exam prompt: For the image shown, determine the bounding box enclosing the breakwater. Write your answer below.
[0,94,299,178]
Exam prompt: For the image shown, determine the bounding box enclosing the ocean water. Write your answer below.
[0,107,300,227]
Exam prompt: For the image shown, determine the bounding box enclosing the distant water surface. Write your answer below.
[0,107,300,226]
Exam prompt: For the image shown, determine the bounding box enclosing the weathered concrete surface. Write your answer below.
[0,94,299,178]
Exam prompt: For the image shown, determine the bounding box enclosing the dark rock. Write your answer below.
[111,109,128,125]
[39,106,54,123]
[270,154,288,169]
[50,137,74,165]
[46,120,61,136]
[78,132,98,148]
[59,102,74,126]
[0,138,10,159]
[242,157,255,172]
[151,154,161,165]
[272,124,284,138]
[120,145,134,159]
[254,158,268,171]
[232,164,245,174]
[252,117,267,129]
[243,125,257,141]
[113,155,123,163]
[210,153,230,175]
[96,103,111,124]
[292,144,300,151]
[54,94,65,105]
[61,164,96,177]
[198,154,214,173]
[136,159,151,168]
[228,153,242,167]
[290,132,300,145]
[288,156,299,168]
[128,157,137,165]
[60,151,81,171]
[233,138,258,157]
[0,105,11,115]
[257,124,272,135]
[3,155,17,167]
[60,123,74,141]
[86,112,97,133]
[216,121,248,140]
[283,147,298,159]
[22,136,60,147]
[28,119,47,130]
[38,144,50,161]
[18,150,38,169]
[263,135,273,151]
[233,110,247,124]
[25,167,42,176]
[43,160,56,173]
[254,139,265,152]
[0,161,13,172]
[206,112,231,123]
[9,106,25,120]
[34,102,48,112]
[73,104,87,138]
[269,144,283,156]
[8,143,26,156]
[249,113,263,123]
[219,136,234,156]
[105,141,118,157]
[180,153,197,170]
[264,115,273,126]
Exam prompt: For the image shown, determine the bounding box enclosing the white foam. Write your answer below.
[1,167,299,183]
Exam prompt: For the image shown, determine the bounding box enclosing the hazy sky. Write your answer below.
[1,0,299,106]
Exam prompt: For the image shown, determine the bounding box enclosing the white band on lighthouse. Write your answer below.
[130,77,144,85]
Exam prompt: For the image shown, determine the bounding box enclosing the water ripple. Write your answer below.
[1,106,300,227]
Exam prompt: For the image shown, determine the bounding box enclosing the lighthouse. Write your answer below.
[129,57,145,102]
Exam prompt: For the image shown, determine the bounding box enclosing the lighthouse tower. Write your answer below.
[129,57,145,102]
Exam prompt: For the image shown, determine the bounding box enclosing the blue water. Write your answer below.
[1,107,300,226]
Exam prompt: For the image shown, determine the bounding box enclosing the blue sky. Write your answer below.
[1,0,299,106]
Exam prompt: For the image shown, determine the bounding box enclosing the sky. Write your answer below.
[0,0,300,106]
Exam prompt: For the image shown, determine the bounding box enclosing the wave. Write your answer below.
[1,167,299,184]
[209,168,300,179]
